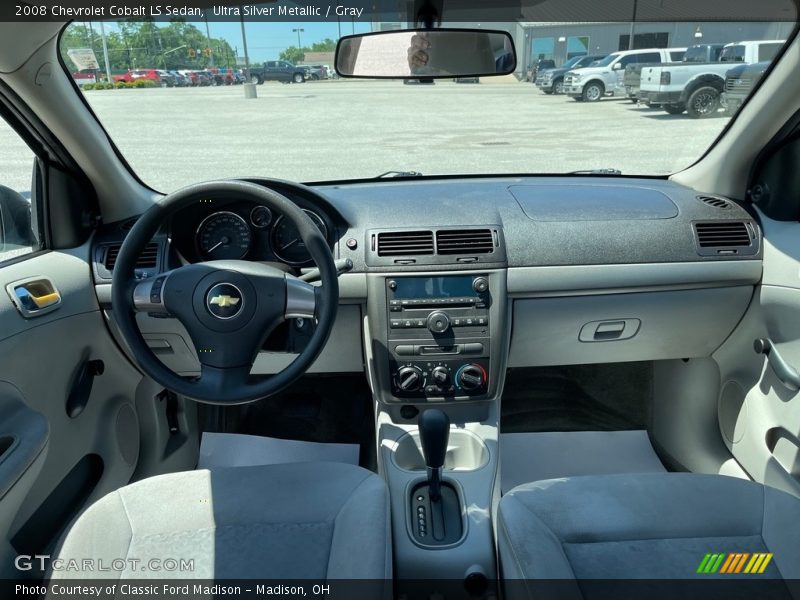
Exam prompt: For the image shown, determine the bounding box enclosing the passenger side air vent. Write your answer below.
[693,221,758,256]
[376,230,434,256]
[697,195,733,210]
[436,228,495,255]
[104,242,160,271]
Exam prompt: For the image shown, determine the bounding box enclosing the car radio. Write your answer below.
[385,274,491,400]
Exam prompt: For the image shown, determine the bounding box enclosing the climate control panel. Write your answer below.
[391,359,489,399]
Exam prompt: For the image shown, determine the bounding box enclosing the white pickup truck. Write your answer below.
[638,40,784,117]
[562,47,684,102]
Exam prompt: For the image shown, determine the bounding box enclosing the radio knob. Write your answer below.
[472,277,489,293]
[427,311,450,333]
[456,364,486,391]
[431,366,450,385]
[396,366,424,392]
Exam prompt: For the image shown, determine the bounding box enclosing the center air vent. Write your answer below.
[697,195,733,210]
[104,242,160,271]
[693,221,757,256]
[436,229,494,255]
[377,230,434,256]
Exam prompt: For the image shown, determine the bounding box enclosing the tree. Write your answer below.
[60,21,239,74]
[309,38,336,53]
[279,46,305,64]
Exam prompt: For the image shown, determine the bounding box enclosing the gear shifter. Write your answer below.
[419,408,450,501]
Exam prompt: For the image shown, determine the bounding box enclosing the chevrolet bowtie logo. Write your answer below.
[209,295,240,308]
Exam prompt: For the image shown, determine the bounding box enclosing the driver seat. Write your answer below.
[51,462,391,579]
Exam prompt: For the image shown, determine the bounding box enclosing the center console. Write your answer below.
[365,269,509,589]
[386,274,492,400]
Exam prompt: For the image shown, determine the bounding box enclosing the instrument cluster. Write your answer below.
[170,198,332,267]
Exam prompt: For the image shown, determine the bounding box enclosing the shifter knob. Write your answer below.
[419,408,450,470]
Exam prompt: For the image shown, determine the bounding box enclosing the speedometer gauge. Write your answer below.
[271,210,328,265]
[196,211,252,260]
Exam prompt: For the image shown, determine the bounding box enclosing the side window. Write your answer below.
[638,52,661,64]
[669,51,686,61]
[0,119,39,263]
[758,43,782,62]
[266,61,276,68]
[617,54,638,68]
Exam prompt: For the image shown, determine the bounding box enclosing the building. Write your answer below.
[520,21,795,69]
[376,18,795,75]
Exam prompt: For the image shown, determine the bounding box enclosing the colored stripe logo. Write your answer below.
[696,553,773,574]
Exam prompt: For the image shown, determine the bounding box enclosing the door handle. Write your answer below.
[6,278,62,318]
[754,338,800,392]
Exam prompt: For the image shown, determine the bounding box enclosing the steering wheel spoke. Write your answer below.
[132,272,173,314]
[197,363,253,399]
[285,276,317,320]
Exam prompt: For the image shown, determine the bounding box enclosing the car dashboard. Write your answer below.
[91,175,762,409]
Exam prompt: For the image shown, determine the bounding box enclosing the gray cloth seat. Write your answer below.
[52,462,391,580]
[498,473,800,584]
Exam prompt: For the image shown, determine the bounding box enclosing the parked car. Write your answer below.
[248,60,306,84]
[305,65,328,80]
[639,40,784,117]
[535,54,606,94]
[624,43,722,105]
[722,61,771,114]
[167,70,189,87]
[113,68,166,86]
[155,70,178,87]
[194,71,213,86]
[206,67,237,86]
[178,69,199,86]
[621,47,687,102]
[563,48,683,102]
[71,71,97,86]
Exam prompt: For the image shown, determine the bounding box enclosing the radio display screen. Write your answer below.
[392,276,476,299]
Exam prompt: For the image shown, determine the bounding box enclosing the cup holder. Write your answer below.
[392,429,489,472]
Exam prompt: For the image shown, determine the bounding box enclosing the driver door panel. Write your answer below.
[0,242,149,576]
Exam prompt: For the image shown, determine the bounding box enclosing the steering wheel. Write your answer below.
[112,180,338,405]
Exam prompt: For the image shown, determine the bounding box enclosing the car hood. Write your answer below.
[566,67,608,77]
[540,67,568,77]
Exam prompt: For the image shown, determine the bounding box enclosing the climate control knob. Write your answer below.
[427,311,451,333]
[456,364,487,391]
[396,366,424,392]
[431,366,450,386]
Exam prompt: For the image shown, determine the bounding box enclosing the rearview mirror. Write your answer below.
[335,29,516,79]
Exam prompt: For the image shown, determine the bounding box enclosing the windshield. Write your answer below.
[560,56,584,69]
[58,10,796,191]
[588,53,620,68]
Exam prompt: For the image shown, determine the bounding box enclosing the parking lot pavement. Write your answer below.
[1,80,731,193]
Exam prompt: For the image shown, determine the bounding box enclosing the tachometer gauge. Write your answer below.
[196,211,252,260]
[271,210,328,265]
